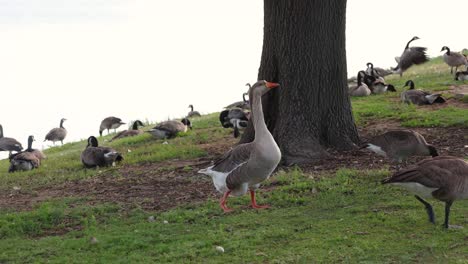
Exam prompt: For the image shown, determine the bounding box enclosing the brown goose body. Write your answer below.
[44,118,67,145]
[198,80,281,212]
[349,71,371,97]
[9,136,42,172]
[99,116,125,136]
[81,136,123,168]
[383,156,468,228]
[148,120,187,139]
[0,125,23,153]
[364,130,438,162]
[110,120,144,141]
[441,46,467,74]
[400,80,445,105]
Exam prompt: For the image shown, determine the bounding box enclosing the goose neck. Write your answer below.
[251,90,268,138]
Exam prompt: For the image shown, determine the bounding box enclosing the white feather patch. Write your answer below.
[391,182,437,199]
[366,144,387,157]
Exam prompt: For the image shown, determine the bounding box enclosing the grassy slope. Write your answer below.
[1,59,468,263]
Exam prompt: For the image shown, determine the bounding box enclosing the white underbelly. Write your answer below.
[392,182,438,199]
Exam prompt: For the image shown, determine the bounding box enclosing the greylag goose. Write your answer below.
[110,120,144,141]
[0,124,23,155]
[362,130,438,162]
[99,116,126,136]
[81,136,123,168]
[349,71,371,97]
[187,105,201,117]
[219,107,249,138]
[401,80,445,105]
[392,36,429,77]
[147,120,188,139]
[441,46,467,74]
[44,118,67,145]
[382,156,468,228]
[198,80,281,212]
[9,136,42,172]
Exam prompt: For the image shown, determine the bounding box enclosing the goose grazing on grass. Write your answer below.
[441,46,467,74]
[9,136,42,173]
[362,130,438,162]
[110,120,144,141]
[198,80,281,213]
[454,70,468,81]
[219,108,249,138]
[44,118,67,145]
[0,124,23,155]
[401,80,445,105]
[99,117,125,136]
[382,156,468,228]
[393,36,429,77]
[349,71,371,97]
[147,120,188,139]
[81,136,123,168]
[187,105,201,118]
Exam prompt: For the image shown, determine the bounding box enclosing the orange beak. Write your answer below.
[265,81,280,89]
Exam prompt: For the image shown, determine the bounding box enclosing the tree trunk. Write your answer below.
[240,0,359,165]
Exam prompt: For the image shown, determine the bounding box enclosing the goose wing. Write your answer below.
[45,128,67,141]
[397,47,429,71]
[12,152,40,168]
[211,143,253,172]
[0,137,23,151]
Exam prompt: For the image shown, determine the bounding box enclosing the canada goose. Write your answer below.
[9,136,41,173]
[224,92,250,110]
[366,63,392,78]
[187,105,201,117]
[401,80,446,105]
[441,46,467,74]
[147,120,188,139]
[393,36,429,77]
[81,136,123,168]
[99,117,125,136]
[454,70,468,81]
[219,107,249,138]
[362,130,438,162]
[349,71,371,96]
[110,120,144,141]
[44,118,67,145]
[382,156,468,228]
[0,124,23,155]
[181,118,192,130]
[372,82,396,94]
[198,80,281,212]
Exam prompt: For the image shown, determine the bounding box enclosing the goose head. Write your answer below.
[440,46,450,53]
[249,80,280,96]
[181,118,192,130]
[403,80,415,90]
[132,120,144,130]
[86,136,99,148]
[27,135,35,151]
[242,92,249,103]
[410,36,420,41]
[386,84,397,92]
[188,104,194,111]
[60,118,67,128]
[0,124,3,138]
[366,62,374,69]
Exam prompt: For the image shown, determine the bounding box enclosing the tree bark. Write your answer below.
[240,0,359,165]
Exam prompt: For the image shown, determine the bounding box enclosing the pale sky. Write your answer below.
[1,0,467,158]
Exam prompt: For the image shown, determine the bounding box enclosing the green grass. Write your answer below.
[0,58,467,262]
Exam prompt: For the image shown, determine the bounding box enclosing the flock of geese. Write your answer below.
[1,36,468,228]
[0,105,200,171]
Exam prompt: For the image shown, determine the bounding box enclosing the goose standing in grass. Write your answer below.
[99,117,125,136]
[147,120,188,139]
[219,108,249,138]
[401,80,445,105]
[187,105,201,118]
[44,118,67,145]
[0,124,23,155]
[110,120,145,141]
[441,46,467,74]
[9,136,42,173]
[454,70,468,81]
[362,130,438,162]
[349,71,371,97]
[198,80,281,213]
[382,156,468,228]
[81,136,123,168]
[392,36,429,77]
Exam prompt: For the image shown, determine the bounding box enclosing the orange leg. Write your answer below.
[250,190,270,209]
[220,190,233,213]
